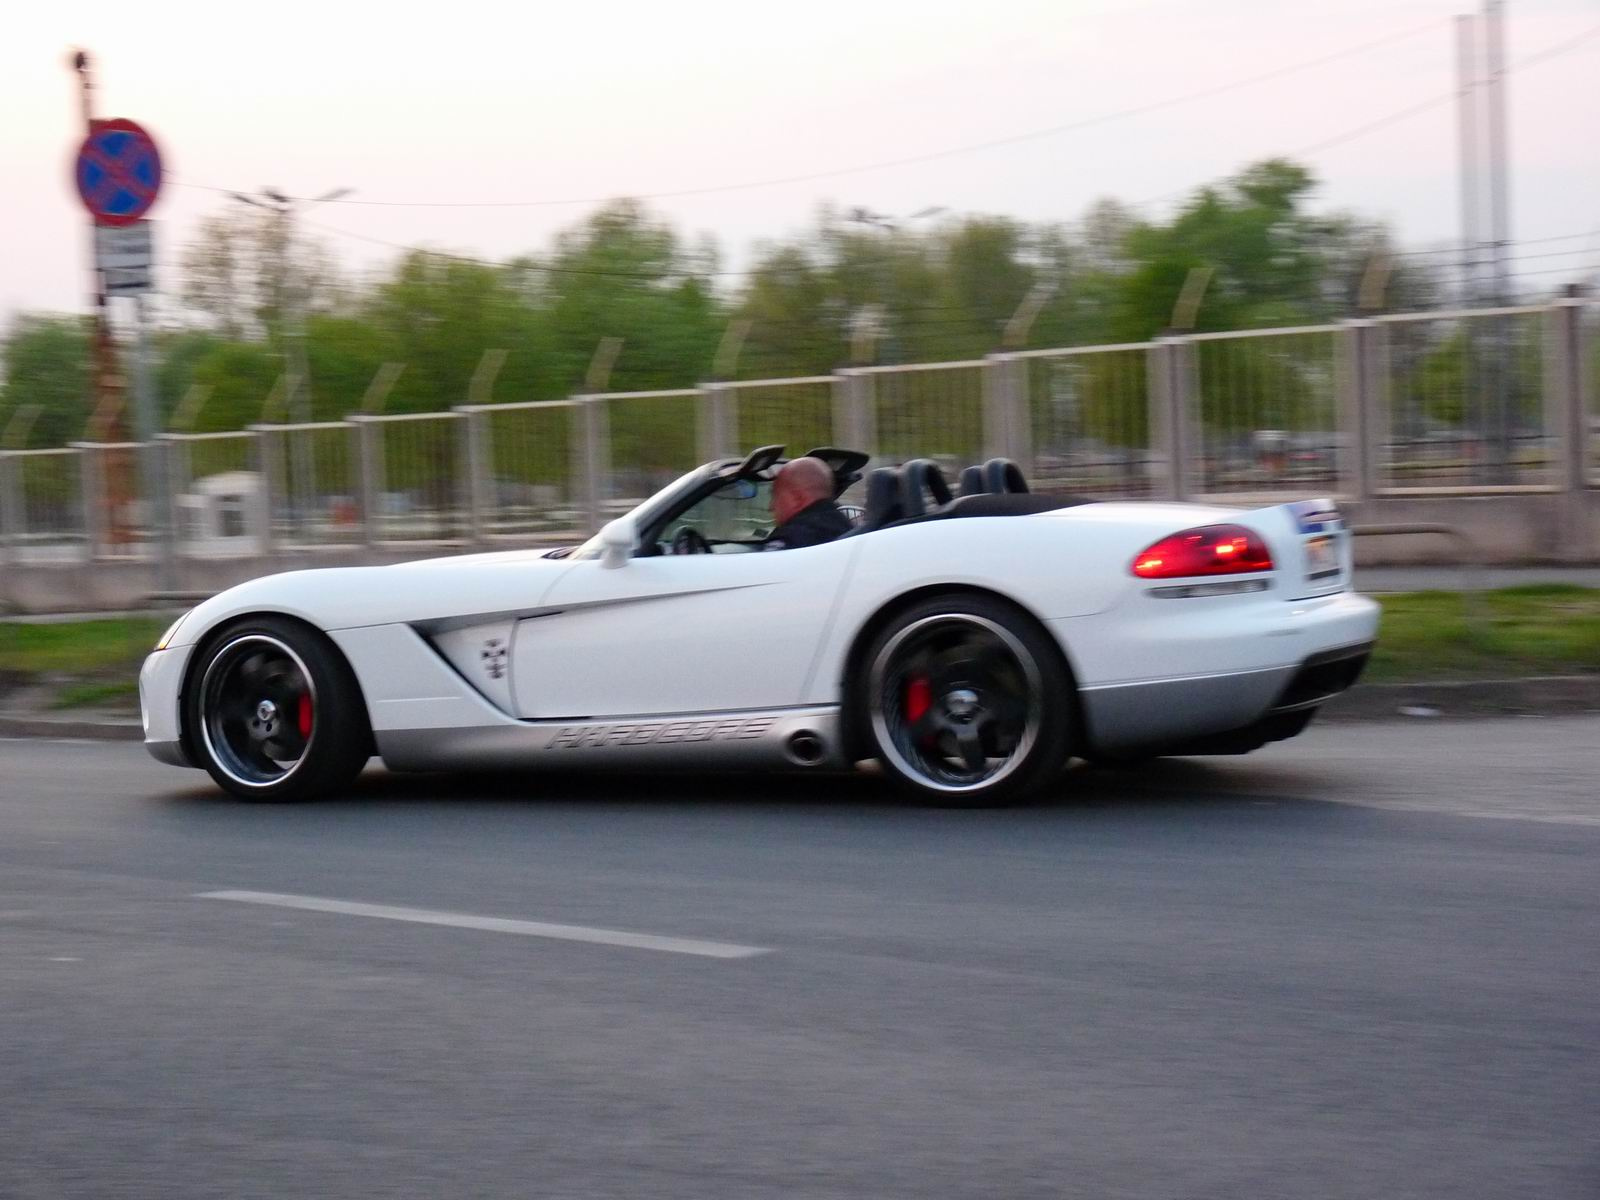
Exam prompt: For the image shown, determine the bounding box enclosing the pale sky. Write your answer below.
[4,0,1598,323]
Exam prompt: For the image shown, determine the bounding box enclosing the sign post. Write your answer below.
[69,53,174,591]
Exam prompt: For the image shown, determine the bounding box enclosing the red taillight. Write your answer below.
[1132,524,1274,579]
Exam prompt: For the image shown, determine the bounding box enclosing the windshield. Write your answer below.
[567,466,722,560]
[657,478,774,547]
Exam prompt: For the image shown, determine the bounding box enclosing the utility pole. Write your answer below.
[1455,14,1483,302]
[1482,0,1513,305]
[70,51,132,550]
[1482,0,1514,481]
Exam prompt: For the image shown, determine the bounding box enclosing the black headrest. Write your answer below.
[860,467,903,529]
[899,459,953,518]
[981,457,1029,494]
[957,464,985,497]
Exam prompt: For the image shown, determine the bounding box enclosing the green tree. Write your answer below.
[0,313,92,447]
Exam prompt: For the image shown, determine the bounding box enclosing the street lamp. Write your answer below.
[844,206,946,364]
[229,185,352,531]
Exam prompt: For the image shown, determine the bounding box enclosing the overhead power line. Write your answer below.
[1131,19,1600,210]
[176,17,1447,211]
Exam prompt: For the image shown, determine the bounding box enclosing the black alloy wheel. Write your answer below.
[187,616,370,802]
[860,595,1074,805]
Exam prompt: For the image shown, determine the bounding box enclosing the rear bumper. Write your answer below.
[1080,641,1371,754]
[1063,588,1379,753]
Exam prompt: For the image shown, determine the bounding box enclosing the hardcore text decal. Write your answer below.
[544,717,776,750]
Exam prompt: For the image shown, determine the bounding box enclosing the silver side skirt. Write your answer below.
[375,705,846,773]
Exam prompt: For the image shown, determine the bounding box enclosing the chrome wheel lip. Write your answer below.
[868,613,1043,795]
[197,634,318,790]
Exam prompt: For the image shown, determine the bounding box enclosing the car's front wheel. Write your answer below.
[185,616,370,802]
[857,595,1074,806]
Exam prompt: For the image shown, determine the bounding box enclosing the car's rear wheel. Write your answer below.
[186,616,370,802]
[858,595,1074,806]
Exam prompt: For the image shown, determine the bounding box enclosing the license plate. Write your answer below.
[1304,534,1339,579]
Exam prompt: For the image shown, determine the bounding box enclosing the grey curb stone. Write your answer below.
[0,714,143,741]
[4,676,1598,742]
[1320,675,1600,722]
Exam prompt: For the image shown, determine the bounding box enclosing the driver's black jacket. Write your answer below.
[764,498,852,550]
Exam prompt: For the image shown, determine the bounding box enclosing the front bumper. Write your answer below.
[139,644,195,768]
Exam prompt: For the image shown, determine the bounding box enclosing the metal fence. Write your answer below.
[1377,305,1555,490]
[0,447,87,564]
[1189,325,1342,496]
[721,376,836,459]
[597,389,700,514]
[1019,343,1155,497]
[472,400,583,542]
[261,421,362,550]
[866,359,986,469]
[1,299,1594,568]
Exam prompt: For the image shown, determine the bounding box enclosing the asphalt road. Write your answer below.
[2,717,1598,1200]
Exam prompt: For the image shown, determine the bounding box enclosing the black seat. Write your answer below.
[842,467,905,536]
[957,464,986,497]
[980,457,1029,494]
[899,459,953,518]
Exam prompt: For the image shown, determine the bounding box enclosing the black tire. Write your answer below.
[854,594,1075,806]
[185,615,371,802]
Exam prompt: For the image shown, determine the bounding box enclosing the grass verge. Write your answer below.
[0,617,165,714]
[0,617,166,675]
[1367,585,1600,683]
[0,591,1598,713]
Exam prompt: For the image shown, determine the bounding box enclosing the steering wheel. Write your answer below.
[671,527,712,555]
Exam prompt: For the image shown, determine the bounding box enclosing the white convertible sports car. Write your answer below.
[140,446,1378,805]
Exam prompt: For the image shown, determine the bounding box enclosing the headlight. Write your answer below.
[155,611,190,651]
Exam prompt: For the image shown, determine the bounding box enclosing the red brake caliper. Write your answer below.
[905,676,931,725]
[297,693,314,740]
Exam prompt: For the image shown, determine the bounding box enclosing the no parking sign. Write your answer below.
[74,117,162,226]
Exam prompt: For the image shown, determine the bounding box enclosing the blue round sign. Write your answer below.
[74,118,162,226]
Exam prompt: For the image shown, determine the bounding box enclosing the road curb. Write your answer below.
[1322,675,1600,722]
[0,713,143,741]
[2,676,1596,743]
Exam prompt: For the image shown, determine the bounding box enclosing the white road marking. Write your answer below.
[195,890,770,959]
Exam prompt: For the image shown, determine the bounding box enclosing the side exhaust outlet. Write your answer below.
[785,730,827,767]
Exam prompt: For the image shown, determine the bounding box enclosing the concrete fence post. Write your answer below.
[981,353,1032,467]
[0,453,18,605]
[573,397,609,535]
[352,418,382,549]
[460,407,490,545]
[152,436,181,566]
[696,384,736,461]
[0,452,20,552]
[1336,320,1379,503]
[73,443,105,562]
[832,370,877,462]
[250,426,280,557]
[1547,300,1591,558]
[981,354,1014,462]
[1146,339,1196,500]
[1173,338,1200,500]
[1008,354,1033,473]
[1144,344,1172,500]
[1364,320,1392,496]
[0,452,15,609]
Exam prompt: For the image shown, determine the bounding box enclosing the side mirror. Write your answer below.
[598,516,638,569]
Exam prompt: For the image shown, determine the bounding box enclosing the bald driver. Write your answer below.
[763,456,853,550]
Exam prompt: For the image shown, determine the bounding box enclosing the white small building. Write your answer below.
[176,471,268,557]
